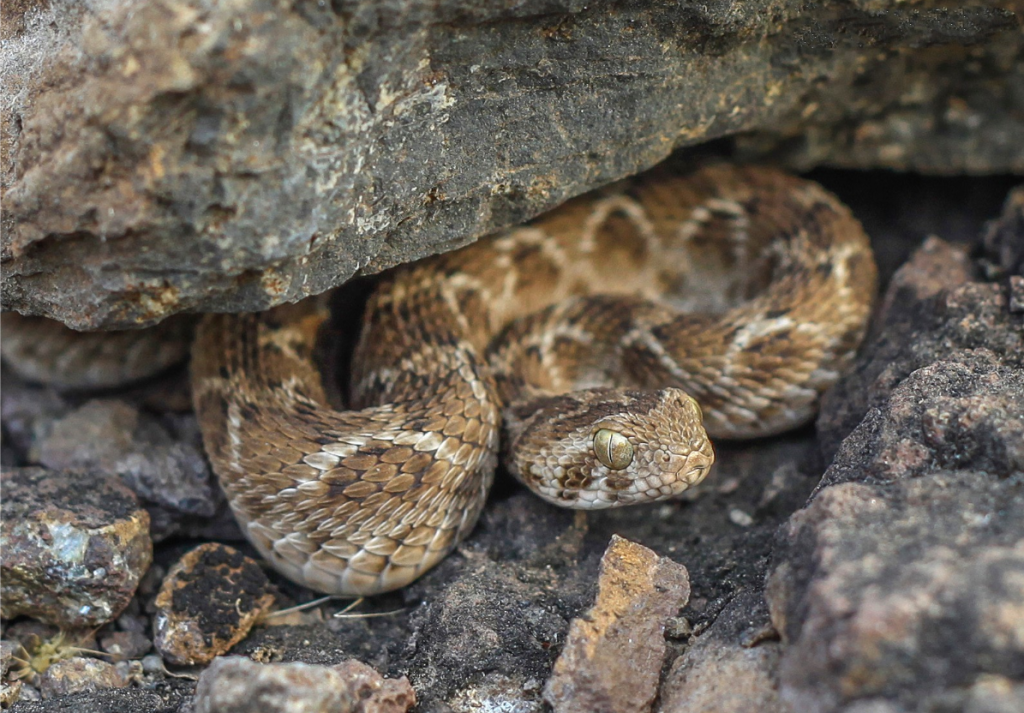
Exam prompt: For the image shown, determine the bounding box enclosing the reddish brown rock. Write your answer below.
[544,535,689,713]
[0,467,152,629]
[153,543,276,666]
[332,660,419,713]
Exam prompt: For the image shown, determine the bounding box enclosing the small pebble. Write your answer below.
[0,640,20,677]
[729,508,754,527]
[38,657,127,699]
[117,612,149,635]
[153,543,275,666]
[141,654,167,675]
[192,656,416,713]
[16,683,41,702]
[717,477,741,494]
[665,616,693,639]
[0,679,23,708]
[100,630,152,661]
[0,641,21,708]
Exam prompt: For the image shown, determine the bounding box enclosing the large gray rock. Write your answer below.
[766,214,1024,711]
[2,0,1021,328]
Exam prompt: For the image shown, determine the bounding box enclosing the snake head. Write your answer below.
[503,387,714,510]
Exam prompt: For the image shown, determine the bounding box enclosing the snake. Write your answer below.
[2,165,877,597]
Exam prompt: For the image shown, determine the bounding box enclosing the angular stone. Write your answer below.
[0,467,152,628]
[544,535,689,713]
[153,543,275,666]
[191,656,415,713]
[657,592,782,713]
[3,1,1021,328]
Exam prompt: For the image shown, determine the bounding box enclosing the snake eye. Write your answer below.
[593,428,633,470]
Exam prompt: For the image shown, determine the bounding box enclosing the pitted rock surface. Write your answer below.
[0,466,153,629]
[153,543,276,666]
[3,1,1021,328]
[768,199,1024,713]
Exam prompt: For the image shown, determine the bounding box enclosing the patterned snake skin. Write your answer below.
[185,164,878,595]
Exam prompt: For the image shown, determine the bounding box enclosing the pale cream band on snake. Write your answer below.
[186,164,878,596]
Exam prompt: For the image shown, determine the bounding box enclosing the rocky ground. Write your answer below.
[1,164,1021,712]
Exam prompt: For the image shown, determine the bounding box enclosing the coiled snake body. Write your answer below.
[189,165,876,595]
[3,165,877,596]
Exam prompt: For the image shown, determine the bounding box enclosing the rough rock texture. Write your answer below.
[768,210,1024,711]
[769,473,1024,713]
[2,173,1018,711]
[153,544,276,666]
[3,1,1022,328]
[35,399,221,541]
[191,656,415,713]
[817,235,1024,461]
[544,536,689,713]
[0,641,22,708]
[657,592,782,713]
[37,658,127,700]
[0,368,240,542]
[0,467,153,629]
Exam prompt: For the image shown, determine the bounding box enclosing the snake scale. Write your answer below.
[3,165,877,596]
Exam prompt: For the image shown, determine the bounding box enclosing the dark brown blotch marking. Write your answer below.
[592,209,649,269]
